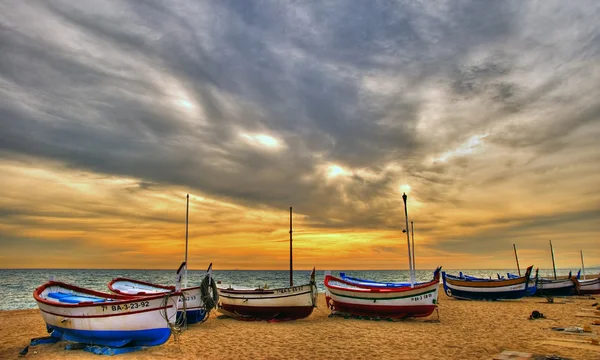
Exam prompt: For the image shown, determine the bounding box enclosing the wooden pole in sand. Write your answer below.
[580,250,586,280]
[289,207,293,287]
[549,239,557,280]
[185,194,189,288]
[402,193,414,287]
[513,244,521,276]
[411,221,416,279]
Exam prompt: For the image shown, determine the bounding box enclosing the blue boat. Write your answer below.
[442,266,536,300]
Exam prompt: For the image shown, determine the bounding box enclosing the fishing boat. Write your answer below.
[529,241,579,297]
[109,263,217,324]
[577,250,600,294]
[577,276,600,295]
[534,277,578,297]
[217,268,317,320]
[216,207,317,321]
[442,266,535,300]
[324,193,441,319]
[109,195,217,325]
[34,280,180,347]
[325,268,441,318]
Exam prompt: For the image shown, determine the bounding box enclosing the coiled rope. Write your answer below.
[160,292,187,341]
[200,273,219,315]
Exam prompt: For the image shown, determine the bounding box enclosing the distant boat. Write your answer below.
[325,268,441,319]
[442,266,536,300]
[216,207,317,321]
[34,280,180,347]
[533,277,578,297]
[507,271,577,297]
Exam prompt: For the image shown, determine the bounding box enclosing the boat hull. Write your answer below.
[534,278,577,297]
[442,266,534,301]
[217,282,317,320]
[35,281,179,347]
[578,277,600,295]
[108,278,208,324]
[324,268,441,319]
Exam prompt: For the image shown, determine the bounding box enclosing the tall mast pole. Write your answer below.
[289,207,293,287]
[549,239,557,280]
[411,221,416,280]
[580,250,586,280]
[185,194,189,288]
[402,193,414,287]
[513,244,521,276]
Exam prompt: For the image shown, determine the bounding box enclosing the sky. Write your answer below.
[0,1,599,270]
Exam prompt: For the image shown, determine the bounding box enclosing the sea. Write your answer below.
[1,267,598,311]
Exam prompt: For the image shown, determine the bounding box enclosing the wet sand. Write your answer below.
[1,288,598,360]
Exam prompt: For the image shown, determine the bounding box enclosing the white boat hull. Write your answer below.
[35,281,179,347]
[217,283,317,320]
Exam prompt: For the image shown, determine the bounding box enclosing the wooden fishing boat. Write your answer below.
[534,277,578,297]
[217,269,317,320]
[216,207,317,321]
[34,281,180,347]
[577,276,600,295]
[325,193,440,319]
[442,266,535,300]
[324,268,441,318]
[108,263,217,324]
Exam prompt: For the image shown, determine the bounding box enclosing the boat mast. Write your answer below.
[185,194,189,288]
[513,244,521,276]
[402,193,414,287]
[580,250,586,280]
[549,239,557,280]
[289,207,293,287]
[411,221,416,279]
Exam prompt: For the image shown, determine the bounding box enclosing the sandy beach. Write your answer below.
[1,288,598,360]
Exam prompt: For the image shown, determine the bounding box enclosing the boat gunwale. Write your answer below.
[34,281,182,309]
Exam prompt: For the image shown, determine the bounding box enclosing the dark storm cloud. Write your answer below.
[1,0,599,236]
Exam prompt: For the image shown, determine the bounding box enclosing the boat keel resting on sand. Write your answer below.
[217,269,317,320]
[442,266,535,300]
[108,262,218,325]
[34,281,180,347]
[324,268,441,319]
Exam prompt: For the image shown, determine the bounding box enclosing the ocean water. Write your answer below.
[0,267,597,311]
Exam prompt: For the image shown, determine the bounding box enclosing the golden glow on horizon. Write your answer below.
[0,159,599,270]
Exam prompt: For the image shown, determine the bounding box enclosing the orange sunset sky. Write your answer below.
[1,1,599,270]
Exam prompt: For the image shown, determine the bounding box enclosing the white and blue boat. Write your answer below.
[34,280,180,347]
[108,263,217,325]
[442,266,536,300]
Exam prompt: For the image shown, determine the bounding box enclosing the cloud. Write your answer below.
[0,0,599,268]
